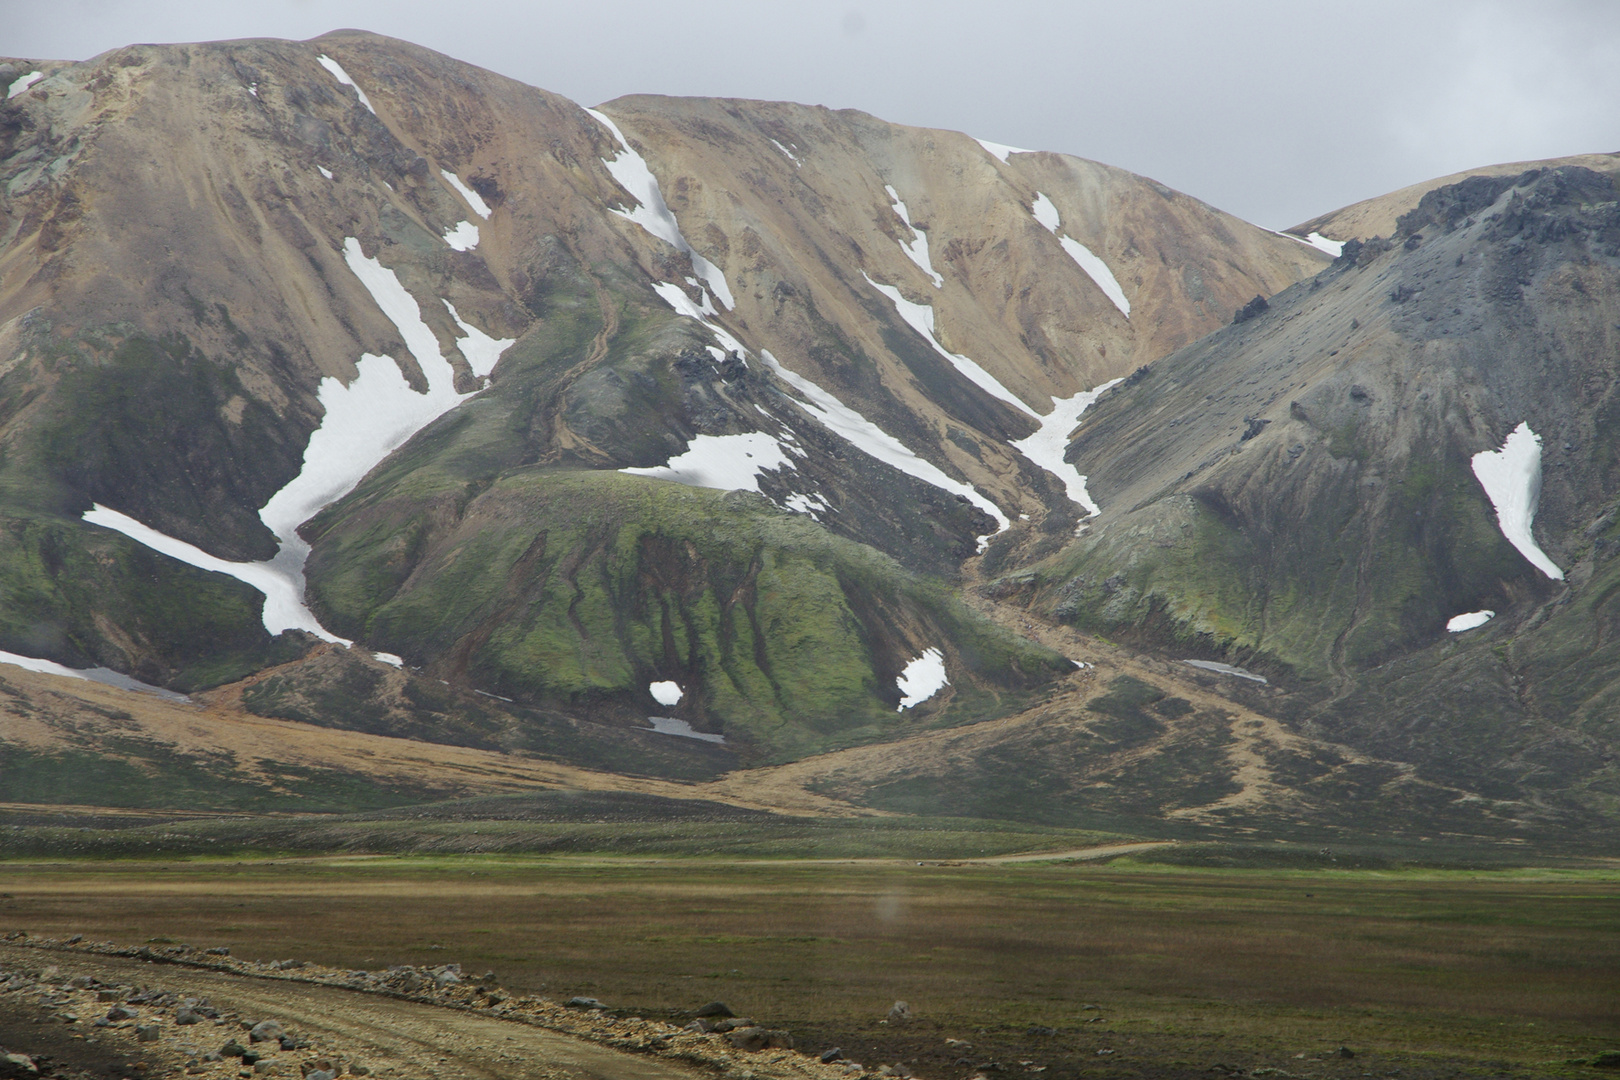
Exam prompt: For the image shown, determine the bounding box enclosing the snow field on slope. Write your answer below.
[586,108,735,310]
[1470,422,1564,580]
[442,220,479,251]
[444,301,515,378]
[316,55,376,115]
[864,274,1035,416]
[1182,659,1268,683]
[0,647,190,702]
[1030,193,1130,317]
[974,138,1030,162]
[896,647,948,710]
[621,432,794,493]
[1009,379,1125,519]
[649,680,683,706]
[440,170,492,219]
[7,72,43,99]
[885,185,942,288]
[1447,610,1495,632]
[84,238,512,655]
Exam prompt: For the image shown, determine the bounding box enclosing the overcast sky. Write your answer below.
[10,0,1620,228]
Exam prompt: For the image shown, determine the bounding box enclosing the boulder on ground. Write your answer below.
[887,1001,913,1023]
[694,1001,734,1018]
[249,1020,285,1043]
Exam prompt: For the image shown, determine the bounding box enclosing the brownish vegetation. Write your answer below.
[1,856,1615,1080]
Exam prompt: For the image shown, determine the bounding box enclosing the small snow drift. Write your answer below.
[8,72,44,99]
[0,649,190,702]
[1182,659,1268,684]
[587,108,733,309]
[896,647,949,710]
[440,170,492,219]
[650,680,684,706]
[1030,193,1130,318]
[442,220,479,251]
[1010,380,1123,518]
[1471,422,1564,580]
[646,716,725,744]
[1447,610,1495,632]
[621,432,794,492]
[885,184,942,288]
[315,55,376,114]
[865,274,1035,416]
[974,137,1030,163]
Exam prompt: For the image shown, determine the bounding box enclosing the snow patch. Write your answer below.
[86,237,483,647]
[865,273,1034,416]
[373,652,405,667]
[1304,232,1344,257]
[1030,192,1130,317]
[440,170,492,219]
[621,432,794,493]
[1471,422,1564,580]
[1182,659,1268,684]
[442,220,479,252]
[318,166,334,180]
[443,301,513,378]
[0,648,190,702]
[650,282,745,356]
[315,55,375,115]
[759,350,1009,549]
[7,72,43,99]
[1447,610,1495,632]
[974,138,1029,162]
[1009,379,1125,517]
[770,139,800,165]
[885,184,942,288]
[896,647,948,710]
[649,680,683,706]
[646,716,725,743]
[586,107,734,310]
[784,491,832,520]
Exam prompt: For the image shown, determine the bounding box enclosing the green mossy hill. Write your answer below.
[0,323,313,687]
[0,508,308,689]
[307,469,1068,762]
[238,645,736,782]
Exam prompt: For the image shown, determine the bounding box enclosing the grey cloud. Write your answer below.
[9,0,1619,227]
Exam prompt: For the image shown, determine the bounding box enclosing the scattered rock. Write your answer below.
[820,1048,844,1064]
[1232,295,1269,323]
[106,1005,138,1021]
[566,997,603,1009]
[726,1027,770,1052]
[136,1024,161,1041]
[250,1021,286,1043]
[1335,1047,1355,1059]
[766,1030,794,1050]
[176,1009,203,1025]
[887,1001,912,1023]
[0,1053,39,1079]
[221,1041,250,1059]
[694,1001,734,1018]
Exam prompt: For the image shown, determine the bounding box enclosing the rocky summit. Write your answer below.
[1,31,1616,847]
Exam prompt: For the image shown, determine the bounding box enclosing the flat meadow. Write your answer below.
[1,850,1616,1080]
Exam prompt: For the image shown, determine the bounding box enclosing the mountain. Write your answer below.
[5,31,1615,847]
[1011,163,1620,828]
[0,32,1325,767]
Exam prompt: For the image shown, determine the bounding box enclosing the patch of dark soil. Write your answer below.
[0,996,159,1080]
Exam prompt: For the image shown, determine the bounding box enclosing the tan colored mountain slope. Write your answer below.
[1293,151,1620,242]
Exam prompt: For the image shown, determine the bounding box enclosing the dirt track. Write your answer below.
[0,942,840,1080]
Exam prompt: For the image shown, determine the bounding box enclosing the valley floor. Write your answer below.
[0,856,1616,1080]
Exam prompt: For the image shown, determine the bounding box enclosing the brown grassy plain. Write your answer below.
[1,856,1615,1080]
